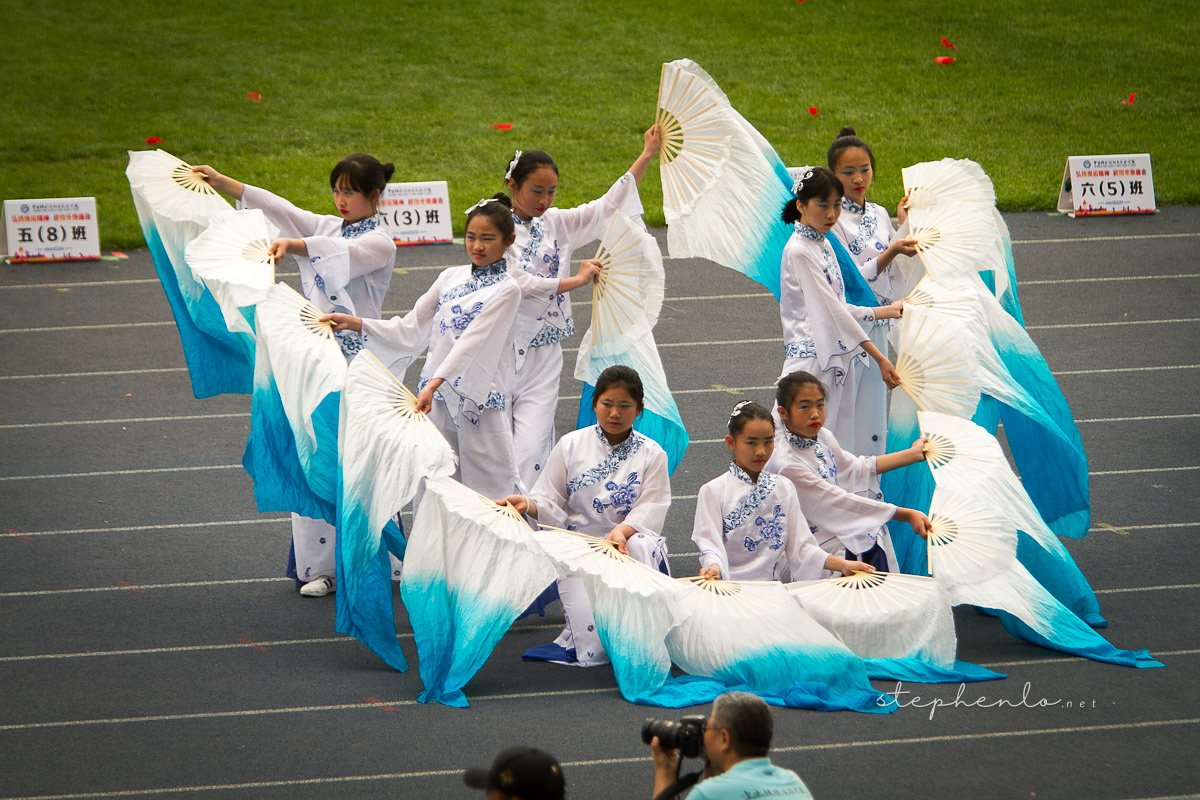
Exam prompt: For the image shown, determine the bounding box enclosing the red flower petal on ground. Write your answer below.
[491,122,513,131]
[1127,92,1137,104]
[246,91,263,101]
[940,36,957,49]
[808,106,819,116]
[144,136,163,144]
[934,56,956,65]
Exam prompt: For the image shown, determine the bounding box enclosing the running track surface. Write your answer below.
[1,208,1197,800]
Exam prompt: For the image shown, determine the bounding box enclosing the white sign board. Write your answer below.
[4,197,101,261]
[376,181,452,246]
[1057,154,1155,217]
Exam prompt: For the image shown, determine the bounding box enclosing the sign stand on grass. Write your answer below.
[1057,154,1156,217]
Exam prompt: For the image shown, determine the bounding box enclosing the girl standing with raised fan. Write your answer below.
[778,166,904,454]
[193,155,397,597]
[501,365,671,668]
[827,129,919,456]
[693,401,874,582]
[501,125,661,489]
[766,371,931,573]
[324,197,597,501]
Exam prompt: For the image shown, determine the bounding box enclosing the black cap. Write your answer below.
[463,746,565,800]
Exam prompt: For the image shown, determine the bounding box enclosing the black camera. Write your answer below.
[641,715,707,759]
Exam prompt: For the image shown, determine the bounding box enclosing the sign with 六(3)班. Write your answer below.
[376,181,452,246]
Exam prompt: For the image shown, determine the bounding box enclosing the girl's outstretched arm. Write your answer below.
[875,436,928,474]
[627,124,662,184]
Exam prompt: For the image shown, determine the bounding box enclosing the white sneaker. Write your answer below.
[299,576,336,597]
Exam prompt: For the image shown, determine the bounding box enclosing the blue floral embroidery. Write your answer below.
[417,378,506,410]
[592,471,641,518]
[786,431,837,482]
[436,260,508,309]
[566,427,645,497]
[516,216,546,273]
[846,202,878,257]
[334,329,364,358]
[840,197,865,216]
[722,464,778,538]
[438,300,484,337]
[784,339,817,359]
[342,216,380,239]
[313,273,325,290]
[818,243,845,297]
[744,504,786,552]
[529,316,575,348]
[794,223,822,241]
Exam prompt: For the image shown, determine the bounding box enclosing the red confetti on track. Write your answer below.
[363,696,398,712]
[144,136,163,144]
[115,580,146,594]
[235,636,269,653]
[934,56,956,65]
[940,36,957,49]
[807,106,819,116]
[4,528,33,542]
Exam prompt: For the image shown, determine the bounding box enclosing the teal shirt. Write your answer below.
[689,757,814,800]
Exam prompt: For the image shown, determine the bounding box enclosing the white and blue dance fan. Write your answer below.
[891,307,981,418]
[657,577,895,713]
[655,59,792,297]
[531,527,685,703]
[917,411,1101,620]
[336,349,456,672]
[126,149,249,397]
[184,209,277,338]
[575,213,689,471]
[906,201,1002,288]
[400,476,558,708]
[786,572,958,668]
[927,488,1161,669]
[246,283,347,521]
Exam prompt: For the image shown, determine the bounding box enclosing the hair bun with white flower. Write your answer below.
[792,167,815,195]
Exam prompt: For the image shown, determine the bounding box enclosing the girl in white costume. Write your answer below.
[502,126,661,489]
[765,371,931,573]
[194,155,398,597]
[326,196,598,501]
[503,365,671,667]
[778,167,904,456]
[693,401,875,582]
[827,128,918,456]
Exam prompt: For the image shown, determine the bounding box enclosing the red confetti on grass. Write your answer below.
[934,56,956,65]
[235,636,269,653]
[807,106,819,116]
[144,136,163,144]
[4,528,33,542]
[246,91,263,101]
[115,580,146,594]
[363,696,398,712]
[940,36,957,49]
[1120,92,1137,106]
[491,122,513,131]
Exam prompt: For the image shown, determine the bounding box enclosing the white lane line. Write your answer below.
[1026,317,1200,331]
[0,577,291,598]
[1091,465,1200,476]
[0,685,620,733]
[1012,232,1200,245]
[1095,583,1200,594]
[979,648,1199,670]
[0,464,242,482]
[2,518,287,539]
[1,717,1196,798]
[1055,364,1200,376]
[1076,413,1199,424]
[0,321,174,334]
[0,623,564,664]
[0,413,244,430]
[1021,273,1200,286]
[0,368,187,382]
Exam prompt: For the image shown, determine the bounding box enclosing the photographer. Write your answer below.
[648,692,814,800]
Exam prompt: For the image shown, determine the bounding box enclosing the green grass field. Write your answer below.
[1,0,1196,250]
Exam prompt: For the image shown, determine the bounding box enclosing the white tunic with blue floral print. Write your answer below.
[831,197,903,305]
[239,184,396,358]
[765,427,896,559]
[361,259,520,411]
[530,424,670,540]
[691,463,829,582]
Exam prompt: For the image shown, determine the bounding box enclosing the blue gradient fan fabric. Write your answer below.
[401,477,558,707]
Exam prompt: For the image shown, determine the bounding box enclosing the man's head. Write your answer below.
[703,692,774,773]
[463,746,565,800]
